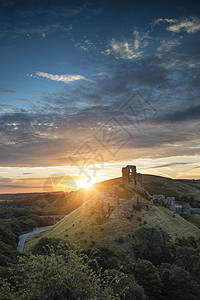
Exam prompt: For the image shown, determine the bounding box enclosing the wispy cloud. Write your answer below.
[154,17,200,34]
[153,18,176,26]
[0,89,16,93]
[32,72,88,83]
[157,39,181,53]
[105,30,149,60]
[151,162,192,169]
[105,38,142,60]
[167,17,200,33]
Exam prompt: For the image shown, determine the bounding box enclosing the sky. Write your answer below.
[0,0,200,193]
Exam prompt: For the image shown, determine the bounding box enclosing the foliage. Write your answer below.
[1,190,200,300]
[0,277,15,300]
[173,236,200,284]
[13,247,118,300]
[0,224,18,246]
[31,237,69,255]
[85,246,132,273]
[105,269,146,300]
[133,226,172,265]
[158,263,200,300]
[133,259,163,299]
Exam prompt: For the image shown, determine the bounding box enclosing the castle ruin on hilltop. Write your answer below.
[121,165,190,214]
[122,165,146,195]
[98,165,190,219]
[122,165,142,188]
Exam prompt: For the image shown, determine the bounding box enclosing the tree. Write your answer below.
[133,259,163,299]
[105,269,146,300]
[158,263,200,300]
[0,278,15,299]
[85,246,132,272]
[13,247,119,299]
[133,226,172,265]
[31,237,65,255]
[173,237,200,284]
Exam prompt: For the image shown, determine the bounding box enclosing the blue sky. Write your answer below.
[0,0,200,192]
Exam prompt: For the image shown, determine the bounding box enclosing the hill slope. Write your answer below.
[142,175,200,207]
[25,178,200,252]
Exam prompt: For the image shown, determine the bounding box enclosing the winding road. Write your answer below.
[17,226,52,252]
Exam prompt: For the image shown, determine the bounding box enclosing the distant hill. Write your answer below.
[25,176,200,252]
[142,174,200,207]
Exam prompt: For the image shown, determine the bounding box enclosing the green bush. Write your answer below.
[133,226,172,265]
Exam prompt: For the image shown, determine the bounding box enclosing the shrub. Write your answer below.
[115,236,124,244]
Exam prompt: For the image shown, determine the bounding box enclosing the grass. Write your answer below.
[182,213,200,229]
[142,174,200,207]
[25,179,200,253]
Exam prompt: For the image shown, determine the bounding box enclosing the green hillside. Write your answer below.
[142,175,200,207]
[25,177,200,252]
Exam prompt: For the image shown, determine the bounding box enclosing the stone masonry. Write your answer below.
[122,165,145,195]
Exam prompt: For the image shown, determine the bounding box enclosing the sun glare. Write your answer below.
[84,181,93,188]
[77,179,94,189]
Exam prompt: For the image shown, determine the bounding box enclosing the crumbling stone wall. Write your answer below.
[151,195,176,212]
[151,194,190,214]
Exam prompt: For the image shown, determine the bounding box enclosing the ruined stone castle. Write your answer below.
[98,165,190,219]
[122,165,146,195]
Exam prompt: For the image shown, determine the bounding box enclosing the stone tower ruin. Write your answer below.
[122,165,143,190]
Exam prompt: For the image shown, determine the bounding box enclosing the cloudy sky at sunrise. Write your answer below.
[0,0,200,193]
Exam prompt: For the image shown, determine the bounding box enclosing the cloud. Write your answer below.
[157,38,181,53]
[154,17,200,34]
[153,18,176,26]
[93,72,107,77]
[0,184,38,188]
[155,104,200,123]
[151,162,192,169]
[34,72,88,83]
[0,89,15,93]
[74,39,96,52]
[167,17,200,33]
[105,38,142,60]
[105,30,150,60]
[0,177,12,183]
[0,23,67,39]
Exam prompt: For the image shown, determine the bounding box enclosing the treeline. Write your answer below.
[0,191,74,215]
[1,226,200,299]
[0,191,77,274]
[0,201,55,276]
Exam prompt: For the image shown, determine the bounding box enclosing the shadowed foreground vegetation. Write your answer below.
[1,226,200,299]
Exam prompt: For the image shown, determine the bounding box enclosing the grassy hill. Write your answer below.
[25,177,200,253]
[142,174,200,207]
